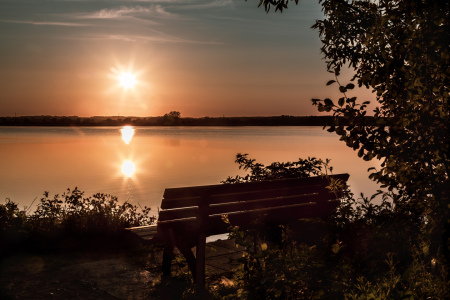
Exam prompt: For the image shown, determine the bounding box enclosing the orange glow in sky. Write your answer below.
[0,1,376,117]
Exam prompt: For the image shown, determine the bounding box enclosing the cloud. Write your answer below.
[94,6,149,18]
[0,20,88,27]
[177,0,234,10]
[88,5,173,19]
[78,32,222,45]
[83,0,233,20]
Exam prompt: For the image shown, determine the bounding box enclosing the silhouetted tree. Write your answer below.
[164,111,181,119]
[162,111,181,125]
[255,0,449,268]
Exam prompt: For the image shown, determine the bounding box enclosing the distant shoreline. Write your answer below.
[0,115,375,127]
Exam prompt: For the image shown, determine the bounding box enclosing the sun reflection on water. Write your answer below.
[122,160,136,177]
[120,126,135,144]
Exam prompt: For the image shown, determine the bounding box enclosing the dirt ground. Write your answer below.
[0,250,159,299]
[0,240,241,299]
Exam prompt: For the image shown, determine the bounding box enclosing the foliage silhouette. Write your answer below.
[254,0,449,276]
[222,153,330,183]
[0,188,155,254]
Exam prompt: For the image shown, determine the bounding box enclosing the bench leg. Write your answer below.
[162,244,174,278]
[175,237,198,282]
[162,238,198,281]
[195,233,207,287]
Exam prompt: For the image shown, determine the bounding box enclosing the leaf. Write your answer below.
[324,98,333,106]
[358,147,364,158]
[331,243,340,254]
[414,77,422,87]
[348,97,357,103]
[361,73,371,84]
[260,243,268,251]
[326,80,336,86]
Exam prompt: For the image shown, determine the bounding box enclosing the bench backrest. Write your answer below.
[156,174,349,237]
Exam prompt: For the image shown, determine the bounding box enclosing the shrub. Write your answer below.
[0,188,155,253]
[0,199,27,251]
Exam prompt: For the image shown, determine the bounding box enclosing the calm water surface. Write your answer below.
[0,126,381,214]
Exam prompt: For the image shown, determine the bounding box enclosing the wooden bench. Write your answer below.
[127,173,349,286]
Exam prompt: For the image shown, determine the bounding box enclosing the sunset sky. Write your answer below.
[0,0,375,117]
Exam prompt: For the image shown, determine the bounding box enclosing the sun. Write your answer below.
[118,72,137,89]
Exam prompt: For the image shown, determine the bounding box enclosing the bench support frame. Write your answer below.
[128,174,350,288]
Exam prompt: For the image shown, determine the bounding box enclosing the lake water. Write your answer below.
[0,126,381,215]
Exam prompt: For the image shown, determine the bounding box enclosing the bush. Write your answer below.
[0,188,155,254]
[0,199,28,251]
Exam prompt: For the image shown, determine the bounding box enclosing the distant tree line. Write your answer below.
[0,115,376,127]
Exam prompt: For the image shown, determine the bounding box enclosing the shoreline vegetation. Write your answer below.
[0,188,156,255]
[0,115,377,127]
[2,155,448,299]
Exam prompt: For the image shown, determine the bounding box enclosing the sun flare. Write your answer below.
[118,72,137,89]
[108,62,150,114]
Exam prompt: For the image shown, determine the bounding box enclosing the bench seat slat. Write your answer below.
[161,184,327,209]
[158,191,343,221]
[162,174,349,201]
[209,192,342,216]
[223,200,340,225]
[157,200,340,237]
[212,185,323,204]
[126,225,158,240]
